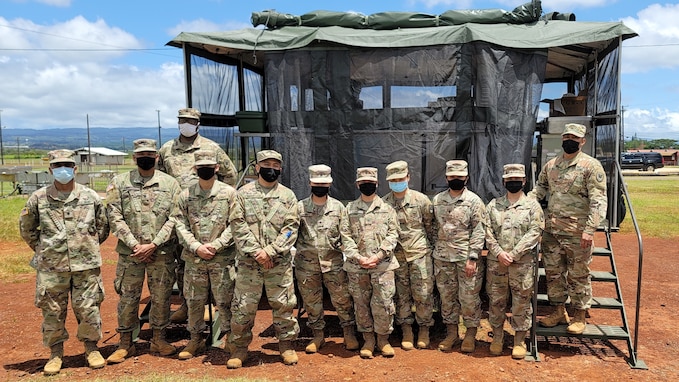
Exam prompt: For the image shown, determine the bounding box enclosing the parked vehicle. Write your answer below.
[621,152,664,171]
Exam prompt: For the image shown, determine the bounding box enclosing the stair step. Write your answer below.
[592,247,612,257]
[537,269,617,282]
[536,324,629,340]
[537,294,623,309]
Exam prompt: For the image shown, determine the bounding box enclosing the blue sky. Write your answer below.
[1,0,678,141]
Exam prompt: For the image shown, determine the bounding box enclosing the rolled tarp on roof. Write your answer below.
[251,0,542,30]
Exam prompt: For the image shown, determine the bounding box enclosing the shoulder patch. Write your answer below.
[596,171,605,183]
[106,183,115,192]
[20,207,29,217]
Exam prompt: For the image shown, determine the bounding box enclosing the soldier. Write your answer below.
[529,123,607,334]
[227,150,300,369]
[158,107,238,323]
[19,149,109,375]
[172,149,238,360]
[340,167,399,359]
[382,161,435,350]
[105,139,181,364]
[485,164,544,358]
[295,165,358,354]
[432,160,487,354]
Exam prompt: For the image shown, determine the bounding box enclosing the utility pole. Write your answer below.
[156,109,161,148]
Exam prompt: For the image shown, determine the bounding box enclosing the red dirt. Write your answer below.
[1,232,677,381]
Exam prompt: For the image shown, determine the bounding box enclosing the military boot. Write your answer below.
[489,326,504,356]
[178,335,206,360]
[416,326,430,349]
[567,309,587,334]
[106,332,135,364]
[43,343,64,376]
[343,326,359,350]
[539,305,570,327]
[170,301,188,323]
[305,329,325,353]
[226,347,248,369]
[512,330,527,359]
[438,324,460,351]
[400,324,414,350]
[360,332,375,359]
[84,341,105,369]
[460,327,477,353]
[279,340,298,365]
[377,334,395,357]
[150,329,177,356]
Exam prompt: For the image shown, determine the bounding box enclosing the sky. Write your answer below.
[1,0,679,141]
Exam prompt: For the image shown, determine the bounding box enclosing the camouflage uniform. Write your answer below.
[106,149,181,333]
[486,193,544,331]
[173,175,238,338]
[432,182,487,329]
[228,171,300,348]
[529,149,607,310]
[20,155,109,348]
[383,188,435,328]
[341,169,399,336]
[295,196,355,330]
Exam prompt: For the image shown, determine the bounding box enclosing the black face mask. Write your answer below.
[136,156,156,171]
[448,179,466,191]
[311,186,330,197]
[259,167,281,183]
[358,182,377,196]
[504,180,524,194]
[562,139,580,154]
[196,167,216,180]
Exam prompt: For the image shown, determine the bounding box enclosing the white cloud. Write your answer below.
[167,19,253,37]
[36,0,71,6]
[621,4,679,73]
[539,0,615,11]
[406,0,474,10]
[624,107,679,140]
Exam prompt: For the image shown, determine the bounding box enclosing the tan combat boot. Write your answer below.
[460,327,477,353]
[343,326,359,350]
[43,343,64,376]
[279,340,298,365]
[489,326,504,356]
[360,332,375,359]
[377,334,395,357]
[178,335,206,360]
[400,324,414,350]
[438,324,460,351]
[106,332,135,364]
[226,347,248,369]
[150,329,177,356]
[170,301,188,323]
[539,305,570,327]
[305,329,325,353]
[84,341,105,369]
[417,326,430,349]
[512,330,527,359]
[567,309,587,334]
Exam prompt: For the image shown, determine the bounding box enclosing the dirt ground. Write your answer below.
[1,232,677,382]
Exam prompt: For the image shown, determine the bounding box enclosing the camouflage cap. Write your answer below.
[502,163,526,179]
[445,160,468,177]
[356,167,378,182]
[562,123,586,138]
[194,149,217,166]
[177,107,201,120]
[257,149,282,163]
[385,160,408,181]
[48,149,76,164]
[133,138,158,153]
[309,164,333,183]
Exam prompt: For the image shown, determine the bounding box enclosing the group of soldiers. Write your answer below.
[19,107,608,375]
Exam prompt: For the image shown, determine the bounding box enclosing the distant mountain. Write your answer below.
[4,127,165,151]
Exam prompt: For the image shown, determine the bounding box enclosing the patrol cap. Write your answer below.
[309,164,333,183]
[256,149,282,163]
[133,138,158,153]
[386,160,408,181]
[356,167,378,182]
[48,149,76,165]
[562,123,586,138]
[445,160,468,177]
[502,163,526,179]
[194,149,217,166]
[177,107,201,120]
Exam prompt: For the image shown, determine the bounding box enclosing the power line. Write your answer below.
[0,48,174,51]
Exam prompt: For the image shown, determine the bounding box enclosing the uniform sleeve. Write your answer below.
[157,146,168,174]
[421,196,436,247]
[95,193,110,244]
[172,192,202,254]
[262,193,300,258]
[105,176,139,249]
[484,200,504,258]
[468,197,487,260]
[209,191,236,252]
[216,147,238,187]
[528,163,549,202]
[229,192,262,257]
[509,200,545,261]
[585,163,608,235]
[19,194,40,250]
[377,206,400,260]
[339,205,359,260]
[151,179,180,247]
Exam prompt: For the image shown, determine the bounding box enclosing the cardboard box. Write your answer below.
[560,96,587,116]
[236,111,267,133]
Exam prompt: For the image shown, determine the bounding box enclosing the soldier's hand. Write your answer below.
[359,255,379,269]
[465,259,477,277]
[255,249,273,269]
[580,232,594,249]
[498,251,513,267]
[196,244,215,260]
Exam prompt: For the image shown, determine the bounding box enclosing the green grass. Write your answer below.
[619,176,679,238]
[0,196,33,281]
